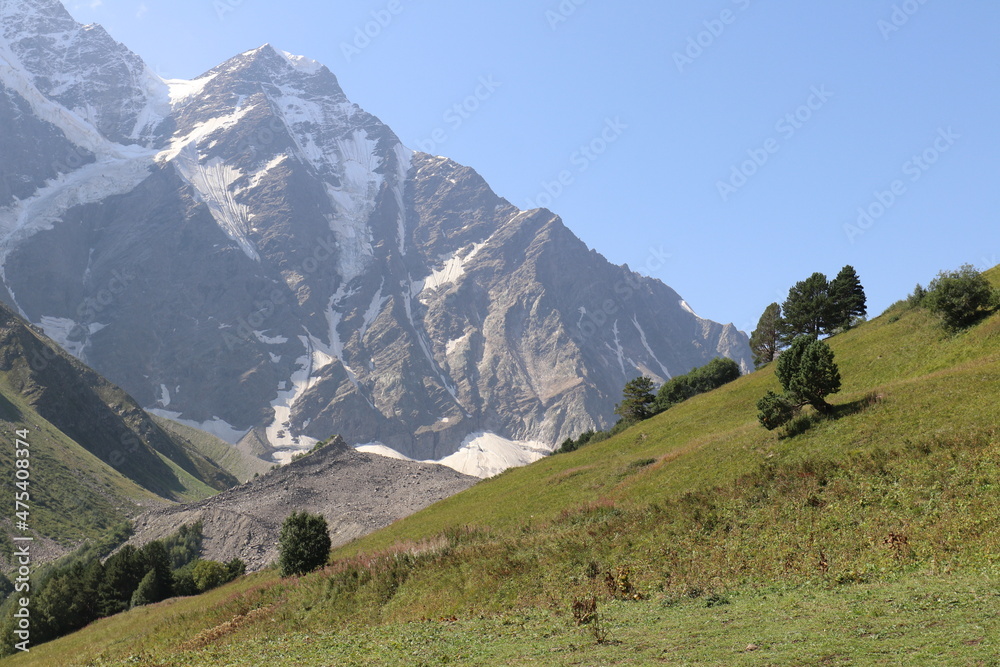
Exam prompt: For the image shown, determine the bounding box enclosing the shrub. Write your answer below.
[758,336,841,431]
[225,558,247,581]
[279,511,332,577]
[925,264,997,330]
[192,560,228,592]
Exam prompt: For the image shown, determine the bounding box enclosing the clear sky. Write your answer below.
[67,0,1000,334]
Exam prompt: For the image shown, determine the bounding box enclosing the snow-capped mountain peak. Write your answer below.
[1,0,751,473]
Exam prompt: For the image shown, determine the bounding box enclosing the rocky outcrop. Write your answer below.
[127,437,478,571]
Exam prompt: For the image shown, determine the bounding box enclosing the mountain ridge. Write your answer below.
[0,0,752,470]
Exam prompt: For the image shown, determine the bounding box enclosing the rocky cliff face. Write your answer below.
[0,0,751,471]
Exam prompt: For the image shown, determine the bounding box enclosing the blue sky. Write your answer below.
[68,0,1000,333]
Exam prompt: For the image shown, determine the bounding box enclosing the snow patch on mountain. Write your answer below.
[246,153,289,190]
[165,75,217,106]
[266,342,319,461]
[632,315,671,380]
[393,143,412,253]
[0,38,125,156]
[607,320,627,376]
[437,432,550,478]
[356,432,550,478]
[174,151,258,261]
[278,49,324,75]
[156,102,255,164]
[319,130,387,281]
[254,331,288,345]
[679,300,699,317]
[354,443,415,462]
[38,316,85,358]
[419,242,486,301]
[0,154,154,277]
[149,408,249,444]
[360,282,388,341]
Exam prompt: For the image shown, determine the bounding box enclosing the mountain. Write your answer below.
[0,300,238,561]
[0,0,752,471]
[19,269,1000,665]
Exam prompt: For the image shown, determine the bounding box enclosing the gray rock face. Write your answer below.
[127,437,478,572]
[0,0,751,466]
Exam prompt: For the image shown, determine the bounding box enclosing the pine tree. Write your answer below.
[139,540,174,603]
[614,376,657,422]
[780,273,829,342]
[130,570,159,608]
[779,336,841,412]
[758,335,841,430]
[98,545,147,616]
[749,302,782,367]
[826,265,867,331]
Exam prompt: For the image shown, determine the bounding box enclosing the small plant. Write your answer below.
[705,593,730,608]
[604,566,640,600]
[884,533,911,561]
[571,596,610,644]
[571,595,597,625]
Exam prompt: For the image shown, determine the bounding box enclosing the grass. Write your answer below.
[11,574,1000,665]
[151,416,272,484]
[7,268,1000,664]
[0,382,161,552]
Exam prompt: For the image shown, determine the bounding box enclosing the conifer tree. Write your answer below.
[614,376,657,422]
[749,302,782,367]
[757,335,841,430]
[780,273,829,342]
[826,265,867,331]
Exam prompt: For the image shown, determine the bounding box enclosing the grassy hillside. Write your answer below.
[0,305,241,562]
[0,382,161,560]
[151,416,273,483]
[9,268,1000,665]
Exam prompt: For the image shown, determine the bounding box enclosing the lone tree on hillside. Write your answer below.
[924,264,998,331]
[614,376,657,423]
[757,335,841,431]
[826,265,867,332]
[749,302,782,367]
[279,511,332,577]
